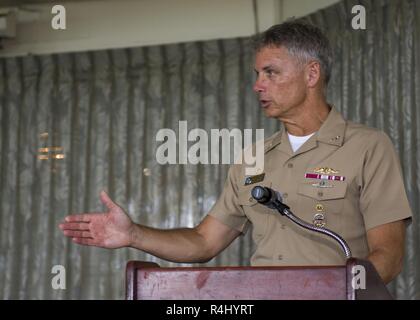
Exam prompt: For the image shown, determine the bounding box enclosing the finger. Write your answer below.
[63,230,92,238]
[59,222,90,231]
[65,214,91,223]
[100,190,118,211]
[72,237,99,246]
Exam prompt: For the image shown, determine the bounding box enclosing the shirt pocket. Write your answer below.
[297,181,348,225]
[237,182,273,243]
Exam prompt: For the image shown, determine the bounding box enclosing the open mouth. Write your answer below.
[260,100,271,108]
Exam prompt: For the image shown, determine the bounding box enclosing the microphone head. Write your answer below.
[251,186,271,204]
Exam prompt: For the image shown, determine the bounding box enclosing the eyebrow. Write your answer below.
[254,65,276,73]
[254,64,276,73]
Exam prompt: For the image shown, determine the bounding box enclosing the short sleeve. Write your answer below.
[207,165,250,234]
[359,131,413,230]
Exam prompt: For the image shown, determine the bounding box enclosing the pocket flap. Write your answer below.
[298,181,347,200]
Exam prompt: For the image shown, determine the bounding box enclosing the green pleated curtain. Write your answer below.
[0,0,418,299]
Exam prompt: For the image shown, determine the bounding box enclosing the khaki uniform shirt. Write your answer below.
[208,107,412,266]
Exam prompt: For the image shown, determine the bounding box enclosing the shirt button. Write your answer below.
[283,193,288,199]
[287,163,293,168]
[278,254,283,260]
[281,224,286,229]
[249,197,254,202]
[317,191,324,197]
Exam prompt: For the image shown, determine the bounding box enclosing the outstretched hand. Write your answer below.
[59,191,135,248]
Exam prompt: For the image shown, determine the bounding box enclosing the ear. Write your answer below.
[305,61,321,88]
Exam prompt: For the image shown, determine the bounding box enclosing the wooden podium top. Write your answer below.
[126,258,393,300]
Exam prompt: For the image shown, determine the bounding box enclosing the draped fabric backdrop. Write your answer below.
[0,0,418,299]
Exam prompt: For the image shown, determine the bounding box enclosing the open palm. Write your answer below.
[59,191,135,249]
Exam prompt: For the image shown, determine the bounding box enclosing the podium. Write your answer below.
[126,258,393,300]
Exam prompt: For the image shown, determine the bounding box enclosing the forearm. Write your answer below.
[129,224,213,263]
[367,248,403,284]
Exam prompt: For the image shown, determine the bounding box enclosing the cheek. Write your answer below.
[278,75,306,97]
[266,68,306,102]
[270,81,300,102]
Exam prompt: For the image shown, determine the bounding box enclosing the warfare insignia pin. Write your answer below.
[314,167,339,174]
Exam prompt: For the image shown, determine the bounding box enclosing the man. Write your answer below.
[59,22,412,284]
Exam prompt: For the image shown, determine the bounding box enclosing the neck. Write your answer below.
[279,99,331,136]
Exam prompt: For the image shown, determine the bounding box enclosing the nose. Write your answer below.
[253,75,266,93]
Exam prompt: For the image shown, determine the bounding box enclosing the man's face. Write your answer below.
[253,46,308,119]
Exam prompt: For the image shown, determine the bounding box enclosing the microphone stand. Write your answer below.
[253,186,352,259]
[273,200,352,259]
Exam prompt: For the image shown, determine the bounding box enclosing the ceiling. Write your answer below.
[0,0,107,7]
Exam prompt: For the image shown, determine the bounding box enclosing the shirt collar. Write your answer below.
[316,106,346,147]
[266,106,347,154]
[264,130,283,153]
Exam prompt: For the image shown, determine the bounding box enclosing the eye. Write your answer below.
[265,69,275,78]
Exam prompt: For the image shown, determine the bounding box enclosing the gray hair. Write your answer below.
[253,21,333,85]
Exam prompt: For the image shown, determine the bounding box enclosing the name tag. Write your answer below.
[244,173,265,185]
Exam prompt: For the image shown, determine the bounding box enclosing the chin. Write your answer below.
[263,107,282,119]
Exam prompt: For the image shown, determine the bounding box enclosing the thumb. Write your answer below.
[100,190,118,211]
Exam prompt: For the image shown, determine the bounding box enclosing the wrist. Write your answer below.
[127,223,145,249]
[127,223,138,247]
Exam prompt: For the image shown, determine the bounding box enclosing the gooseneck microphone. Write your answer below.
[251,186,288,210]
[251,186,352,259]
